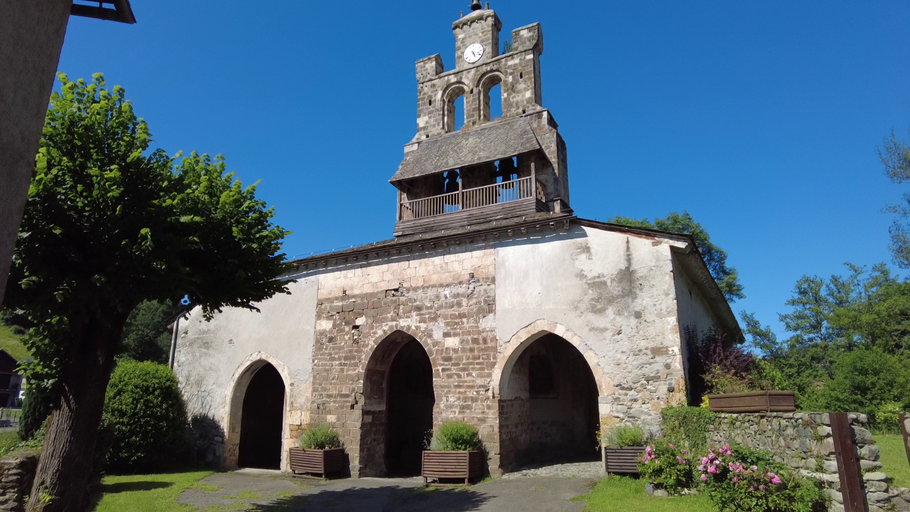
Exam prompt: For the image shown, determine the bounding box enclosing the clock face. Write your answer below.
[463,43,484,64]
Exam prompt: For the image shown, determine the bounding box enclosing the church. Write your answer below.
[173,2,739,478]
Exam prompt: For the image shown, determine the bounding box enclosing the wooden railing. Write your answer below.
[399,176,535,221]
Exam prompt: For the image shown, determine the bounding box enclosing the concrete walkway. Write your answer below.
[177,470,598,511]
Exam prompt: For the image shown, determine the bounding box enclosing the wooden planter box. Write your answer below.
[421,450,483,485]
[603,446,645,475]
[708,391,796,413]
[289,447,346,478]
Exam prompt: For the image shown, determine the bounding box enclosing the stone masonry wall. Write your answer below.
[304,242,499,477]
[708,412,910,512]
[0,452,38,512]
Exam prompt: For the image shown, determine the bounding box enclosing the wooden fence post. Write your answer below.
[830,412,868,512]
[900,413,910,469]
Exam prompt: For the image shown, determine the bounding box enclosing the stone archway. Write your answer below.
[497,325,602,471]
[360,330,435,477]
[224,354,291,470]
[237,363,285,469]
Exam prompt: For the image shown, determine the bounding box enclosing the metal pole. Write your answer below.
[168,316,180,370]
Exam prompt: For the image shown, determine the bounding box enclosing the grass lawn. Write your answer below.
[0,324,29,362]
[874,434,910,488]
[572,476,713,512]
[90,470,213,512]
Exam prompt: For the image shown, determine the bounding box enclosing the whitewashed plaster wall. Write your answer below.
[173,276,318,470]
[494,225,690,427]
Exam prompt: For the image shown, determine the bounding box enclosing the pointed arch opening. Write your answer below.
[499,333,600,471]
[235,362,286,469]
[360,331,435,477]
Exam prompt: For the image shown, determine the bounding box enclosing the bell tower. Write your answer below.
[390,2,570,237]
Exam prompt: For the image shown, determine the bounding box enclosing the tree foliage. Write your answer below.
[3,73,291,511]
[821,349,910,430]
[609,211,744,302]
[120,300,179,364]
[742,263,910,416]
[881,128,910,267]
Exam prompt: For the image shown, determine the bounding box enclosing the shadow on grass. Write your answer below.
[97,481,174,494]
[244,485,490,512]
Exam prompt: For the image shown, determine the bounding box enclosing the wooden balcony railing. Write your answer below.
[399,176,536,221]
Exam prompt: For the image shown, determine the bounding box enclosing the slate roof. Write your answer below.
[390,117,542,182]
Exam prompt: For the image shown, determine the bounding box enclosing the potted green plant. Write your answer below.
[421,420,483,485]
[289,425,346,478]
[602,424,648,475]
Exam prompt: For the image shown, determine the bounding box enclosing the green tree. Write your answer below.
[3,74,290,512]
[881,128,910,267]
[742,263,904,411]
[120,300,178,364]
[609,211,744,302]
[821,348,910,425]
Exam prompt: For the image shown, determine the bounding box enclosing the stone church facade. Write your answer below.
[174,4,739,478]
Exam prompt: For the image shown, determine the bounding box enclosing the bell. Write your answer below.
[470,0,483,11]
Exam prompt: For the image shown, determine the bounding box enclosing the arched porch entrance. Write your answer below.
[236,362,286,469]
[360,331,435,477]
[499,333,600,471]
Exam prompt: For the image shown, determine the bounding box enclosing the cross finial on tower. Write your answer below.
[470,0,482,11]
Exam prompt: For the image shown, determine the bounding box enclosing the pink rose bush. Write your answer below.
[637,443,695,494]
[639,443,827,512]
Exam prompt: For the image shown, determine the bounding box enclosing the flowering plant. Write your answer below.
[699,444,827,512]
[637,442,695,494]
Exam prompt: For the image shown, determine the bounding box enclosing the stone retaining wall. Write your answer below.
[0,452,38,512]
[708,412,910,512]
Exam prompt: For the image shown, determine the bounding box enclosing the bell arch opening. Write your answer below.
[444,84,468,133]
[498,333,600,471]
[480,73,504,122]
[360,331,435,477]
[236,362,286,469]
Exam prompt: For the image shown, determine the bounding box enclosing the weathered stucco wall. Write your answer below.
[174,277,318,470]
[672,255,721,340]
[495,225,690,429]
[0,1,71,307]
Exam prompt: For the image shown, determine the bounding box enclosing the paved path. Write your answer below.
[177,468,599,512]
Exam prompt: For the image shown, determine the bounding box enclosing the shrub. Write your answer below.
[638,442,696,494]
[101,360,188,473]
[660,406,715,452]
[601,424,647,448]
[18,384,54,442]
[298,425,341,450]
[427,421,481,451]
[873,401,904,434]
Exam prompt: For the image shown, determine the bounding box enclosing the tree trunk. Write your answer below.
[27,317,123,512]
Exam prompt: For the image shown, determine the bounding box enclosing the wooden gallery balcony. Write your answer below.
[395,176,547,236]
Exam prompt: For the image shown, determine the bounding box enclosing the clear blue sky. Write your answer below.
[56,1,910,339]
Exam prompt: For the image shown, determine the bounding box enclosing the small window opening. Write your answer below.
[428,99,432,106]
[520,72,523,79]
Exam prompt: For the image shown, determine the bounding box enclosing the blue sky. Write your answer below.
[57,1,910,338]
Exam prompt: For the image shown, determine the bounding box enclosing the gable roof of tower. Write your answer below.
[391,117,542,182]
[286,213,742,341]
